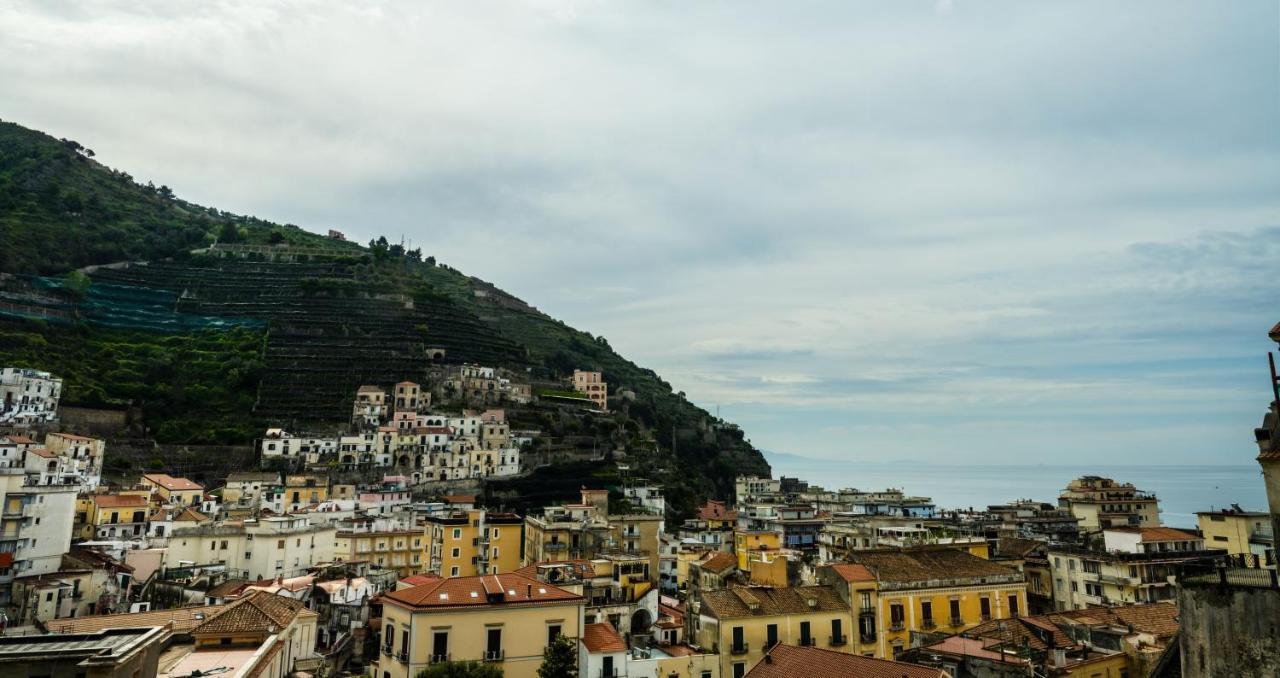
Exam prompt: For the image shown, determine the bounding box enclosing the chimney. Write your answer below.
[527,584,532,598]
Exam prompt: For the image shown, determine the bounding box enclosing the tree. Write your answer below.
[219,222,240,243]
[414,661,504,678]
[537,634,578,678]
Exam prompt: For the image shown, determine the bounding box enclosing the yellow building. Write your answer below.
[284,474,328,510]
[823,547,1028,660]
[693,585,852,678]
[734,530,780,571]
[608,513,663,578]
[424,510,524,576]
[1059,476,1161,531]
[75,491,152,540]
[140,473,204,506]
[335,529,423,575]
[1197,507,1274,560]
[375,573,584,678]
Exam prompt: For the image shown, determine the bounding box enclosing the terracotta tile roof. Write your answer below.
[996,537,1046,558]
[143,473,204,491]
[381,573,583,610]
[700,585,847,619]
[1106,527,1198,542]
[93,494,149,509]
[29,447,56,458]
[581,621,627,653]
[515,560,597,582]
[45,603,229,634]
[964,615,1072,652]
[191,590,307,636]
[848,548,1020,584]
[48,432,97,442]
[925,636,1025,664]
[829,563,875,583]
[2,435,36,444]
[400,574,442,587]
[746,643,948,678]
[173,507,210,522]
[1055,602,1179,638]
[443,494,476,504]
[698,551,737,574]
[205,579,252,599]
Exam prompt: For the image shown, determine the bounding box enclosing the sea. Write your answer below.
[763,453,1269,529]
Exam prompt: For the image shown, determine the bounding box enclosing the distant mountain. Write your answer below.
[0,120,768,516]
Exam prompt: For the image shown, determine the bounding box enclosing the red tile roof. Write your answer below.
[581,622,627,653]
[1107,526,1198,542]
[381,573,583,610]
[746,643,948,678]
[698,551,737,574]
[443,494,476,504]
[697,500,738,522]
[829,563,875,583]
[93,494,149,509]
[143,473,204,491]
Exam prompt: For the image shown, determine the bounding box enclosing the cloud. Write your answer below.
[1,1,1276,464]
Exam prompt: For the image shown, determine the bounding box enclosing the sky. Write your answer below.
[2,1,1278,466]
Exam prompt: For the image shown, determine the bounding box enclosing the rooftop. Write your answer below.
[45,605,228,635]
[192,590,312,636]
[1106,526,1200,542]
[848,547,1021,587]
[746,643,947,678]
[581,621,627,653]
[381,573,583,610]
[700,585,846,619]
[142,473,204,492]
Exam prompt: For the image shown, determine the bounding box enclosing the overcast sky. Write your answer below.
[3,1,1278,465]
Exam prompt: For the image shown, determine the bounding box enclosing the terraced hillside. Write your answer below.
[0,120,769,513]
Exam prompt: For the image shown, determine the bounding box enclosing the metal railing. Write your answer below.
[729,642,749,655]
[922,619,936,630]
[829,634,847,646]
[483,649,505,662]
[1178,554,1279,590]
[430,654,450,664]
[890,621,905,632]
[949,616,964,627]
[799,637,816,647]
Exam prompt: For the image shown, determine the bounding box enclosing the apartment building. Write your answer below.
[394,380,425,412]
[572,369,608,410]
[334,528,423,575]
[42,432,105,489]
[1196,507,1274,562]
[1059,476,1161,531]
[693,584,852,678]
[140,473,204,506]
[822,547,1028,660]
[1047,527,1224,610]
[735,476,781,505]
[166,515,336,580]
[0,367,62,426]
[375,573,584,678]
[77,493,149,541]
[353,385,387,429]
[424,509,523,577]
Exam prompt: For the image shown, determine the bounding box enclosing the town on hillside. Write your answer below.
[0,324,1277,678]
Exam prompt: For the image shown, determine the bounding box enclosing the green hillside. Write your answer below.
[0,120,769,515]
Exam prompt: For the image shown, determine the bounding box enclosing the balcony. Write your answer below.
[922,619,936,630]
[397,651,409,663]
[889,621,905,632]
[597,671,620,678]
[382,646,393,657]
[729,642,750,655]
[860,632,876,644]
[544,543,568,552]
[981,614,993,623]
[829,634,847,647]
[799,637,816,647]
[483,650,505,662]
[949,617,964,627]
[430,654,450,664]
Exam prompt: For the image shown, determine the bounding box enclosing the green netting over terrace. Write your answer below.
[0,276,263,332]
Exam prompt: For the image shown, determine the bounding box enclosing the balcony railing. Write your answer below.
[382,646,393,657]
[397,651,409,663]
[829,634,847,647]
[729,642,749,655]
[949,617,964,627]
[860,632,876,643]
[981,614,993,623]
[484,649,505,662]
[430,654,450,664]
[799,637,816,647]
[889,621,904,632]
[597,670,620,678]
[922,619,936,630]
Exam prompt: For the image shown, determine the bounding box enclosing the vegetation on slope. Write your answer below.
[0,120,769,514]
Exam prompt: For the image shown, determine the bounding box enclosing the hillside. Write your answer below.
[0,120,769,517]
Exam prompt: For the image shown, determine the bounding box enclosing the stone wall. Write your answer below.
[1178,581,1280,677]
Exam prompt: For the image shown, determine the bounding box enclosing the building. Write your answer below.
[140,473,204,506]
[258,429,337,463]
[0,468,78,609]
[0,626,165,678]
[524,494,613,565]
[394,380,425,412]
[572,369,608,410]
[623,484,667,519]
[907,601,1178,678]
[579,620,721,678]
[735,476,781,505]
[165,515,336,580]
[1047,527,1223,610]
[222,471,282,507]
[353,385,387,429]
[1196,506,1274,562]
[79,493,150,541]
[335,528,424,575]
[0,367,62,426]
[424,509,523,577]
[693,584,852,678]
[822,547,1028,660]
[374,572,584,678]
[747,643,947,678]
[1059,476,1161,532]
[42,432,105,488]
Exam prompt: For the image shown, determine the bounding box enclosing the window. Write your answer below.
[859,590,872,610]
[949,599,962,625]
[766,623,777,648]
[452,548,460,558]
[547,624,561,646]
[799,621,811,645]
[831,618,843,645]
[602,656,614,677]
[485,628,502,660]
[432,631,448,662]
[731,626,745,653]
[450,566,459,576]
[1213,536,1229,542]
[921,601,933,626]
[732,663,745,678]
[453,528,462,540]
[1009,594,1020,617]
[890,603,904,630]
[980,597,991,620]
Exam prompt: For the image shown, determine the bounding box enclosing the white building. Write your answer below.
[166,515,336,581]
[40,432,104,489]
[0,468,78,604]
[259,429,337,462]
[624,485,667,518]
[0,368,62,426]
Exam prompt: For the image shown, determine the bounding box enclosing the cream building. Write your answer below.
[375,572,584,678]
[1059,476,1161,531]
[572,370,608,410]
[166,515,336,580]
